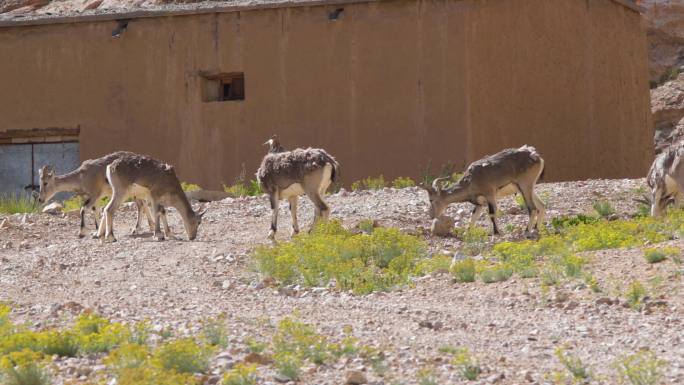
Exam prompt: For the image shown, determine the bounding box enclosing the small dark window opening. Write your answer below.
[328,8,344,20]
[221,74,245,101]
[201,72,245,102]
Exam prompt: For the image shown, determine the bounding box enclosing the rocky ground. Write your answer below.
[2,178,684,384]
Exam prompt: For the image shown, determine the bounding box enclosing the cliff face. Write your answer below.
[638,1,684,151]
[637,0,684,84]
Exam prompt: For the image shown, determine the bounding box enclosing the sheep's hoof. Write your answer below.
[155,235,165,242]
[78,232,85,239]
[267,230,276,240]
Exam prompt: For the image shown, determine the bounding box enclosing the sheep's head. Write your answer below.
[420,177,450,219]
[37,165,57,204]
[263,135,285,153]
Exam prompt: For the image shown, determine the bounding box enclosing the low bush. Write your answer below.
[0,358,50,385]
[391,177,416,189]
[253,220,427,294]
[550,214,599,232]
[458,226,490,256]
[643,246,678,264]
[555,346,591,380]
[478,263,513,284]
[224,180,263,198]
[593,200,616,218]
[451,259,476,283]
[414,254,452,275]
[62,196,84,212]
[0,194,38,214]
[202,316,229,348]
[180,182,201,192]
[450,347,481,381]
[152,338,213,374]
[613,350,666,385]
[625,281,647,310]
[351,176,387,191]
[223,363,257,385]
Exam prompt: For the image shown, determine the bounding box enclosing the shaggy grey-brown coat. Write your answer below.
[647,142,684,216]
[257,148,339,193]
[256,137,339,239]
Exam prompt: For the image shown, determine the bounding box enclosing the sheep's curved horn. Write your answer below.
[432,177,450,191]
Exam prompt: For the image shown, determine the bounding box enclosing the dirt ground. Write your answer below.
[1,178,684,385]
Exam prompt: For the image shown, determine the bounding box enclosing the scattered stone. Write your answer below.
[244,352,273,365]
[42,202,63,215]
[485,373,505,383]
[595,297,615,306]
[418,320,443,330]
[345,369,368,385]
[273,373,292,383]
[431,215,455,237]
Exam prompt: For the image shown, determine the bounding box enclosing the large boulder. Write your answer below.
[637,0,684,84]
[651,72,684,152]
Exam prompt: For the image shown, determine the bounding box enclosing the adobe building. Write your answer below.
[0,0,651,193]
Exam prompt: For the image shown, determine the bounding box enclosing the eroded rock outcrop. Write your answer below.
[637,0,684,84]
[652,72,684,152]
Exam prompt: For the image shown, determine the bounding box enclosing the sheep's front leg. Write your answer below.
[288,196,299,237]
[268,193,279,240]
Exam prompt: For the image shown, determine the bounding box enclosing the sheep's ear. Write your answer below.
[40,165,54,177]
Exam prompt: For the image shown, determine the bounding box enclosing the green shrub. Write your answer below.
[152,339,213,374]
[41,331,80,357]
[540,265,563,287]
[451,347,481,381]
[451,259,476,283]
[351,176,387,191]
[557,254,586,278]
[635,203,651,218]
[273,352,301,381]
[62,196,83,212]
[593,200,616,218]
[115,366,199,385]
[614,351,666,385]
[273,318,331,365]
[0,194,37,214]
[245,338,267,354]
[459,227,490,256]
[625,281,647,310]
[417,367,438,385]
[223,363,257,385]
[253,220,427,294]
[391,177,416,189]
[478,263,513,284]
[357,219,376,234]
[419,161,459,186]
[551,214,599,232]
[0,361,50,385]
[202,316,228,348]
[555,346,591,380]
[224,180,263,197]
[643,246,678,264]
[414,254,452,275]
[181,182,201,192]
[105,344,151,372]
